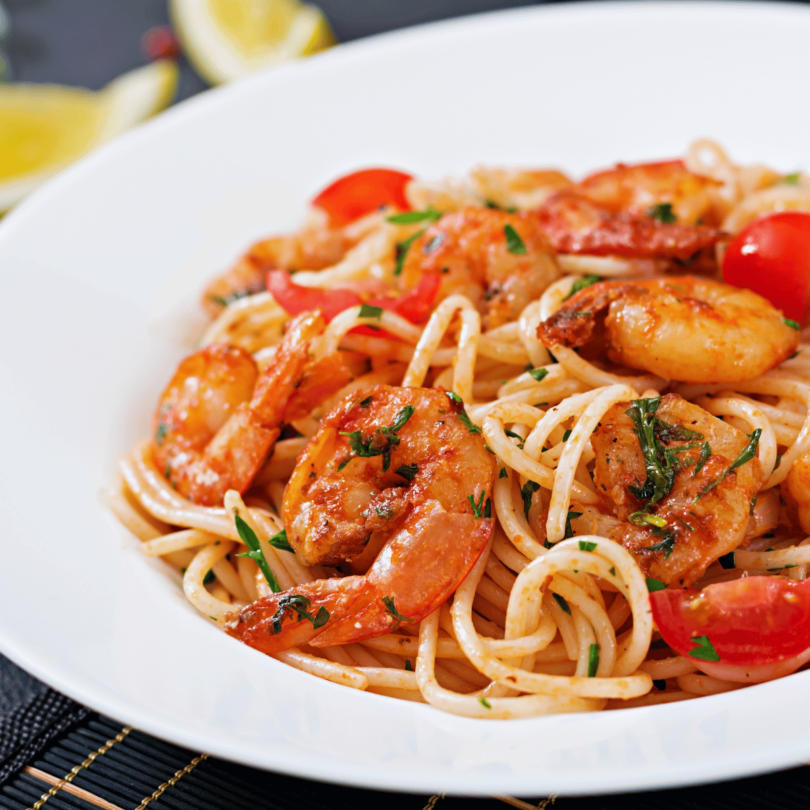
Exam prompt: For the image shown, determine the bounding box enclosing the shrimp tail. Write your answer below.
[226,502,494,653]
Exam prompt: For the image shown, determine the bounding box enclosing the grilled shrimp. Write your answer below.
[786,451,810,535]
[226,385,497,652]
[202,217,353,317]
[533,158,725,260]
[580,394,763,586]
[398,207,561,329]
[152,312,353,505]
[538,276,799,384]
[576,159,722,224]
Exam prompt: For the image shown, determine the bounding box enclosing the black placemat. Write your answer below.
[1,699,810,809]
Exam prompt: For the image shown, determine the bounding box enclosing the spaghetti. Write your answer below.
[111,140,810,718]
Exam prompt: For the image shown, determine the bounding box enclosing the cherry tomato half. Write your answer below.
[266,270,440,332]
[311,168,413,228]
[723,211,810,324]
[650,576,810,666]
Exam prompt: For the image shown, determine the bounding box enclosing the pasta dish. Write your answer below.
[111,139,810,718]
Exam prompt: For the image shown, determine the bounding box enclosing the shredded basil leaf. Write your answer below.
[645,577,666,592]
[394,229,425,275]
[268,528,293,553]
[339,405,415,472]
[784,317,801,331]
[694,429,761,501]
[499,467,508,479]
[270,593,329,635]
[552,593,572,614]
[528,367,549,382]
[395,464,418,481]
[578,540,597,552]
[382,595,412,625]
[565,511,583,539]
[521,480,540,520]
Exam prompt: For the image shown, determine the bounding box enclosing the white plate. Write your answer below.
[1,1,810,797]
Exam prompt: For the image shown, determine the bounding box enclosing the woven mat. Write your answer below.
[1,693,809,810]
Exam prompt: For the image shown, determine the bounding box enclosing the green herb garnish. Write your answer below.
[688,635,720,662]
[270,593,329,635]
[394,229,425,275]
[268,528,294,553]
[784,317,801,331]
[395,464,418,481]
[552,593,571,614]
[234,513,280,593]
[578,540,597,552]
[694,429,761,501]
[499,467,508,479]
[562,274,600,301]
[382,595,412,625]
[587,643,600,677]
[387,209,442,224]
[339,405,415,472]
[358,303,383,320]
[521,480,540,520]
[504,224,526,254]
[445,391,482,434]
[528,367,549,382]
[565,511,583,540]
[647,202,677,223]
[479,697,492,709]
[645,577,666,592]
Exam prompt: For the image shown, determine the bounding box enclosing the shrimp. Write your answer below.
[202,215,353,317]
[225,385,497,652]
[398,207,561,329]
[152,311,352,505]
[786,451,810,535]
[576,159,723,224]
[537,276,800,384]
[580,394,763,586]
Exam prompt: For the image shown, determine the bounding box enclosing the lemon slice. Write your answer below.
[0,61,178,213]
[170,0,335,86]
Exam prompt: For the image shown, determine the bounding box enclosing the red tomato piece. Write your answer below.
[266,270,361,321]
[312,168,413,227]
[266,271,440,333]
[650,576,810,666]
[722,211,810,324]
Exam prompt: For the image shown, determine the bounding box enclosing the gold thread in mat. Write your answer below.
[24,767,125,810]
[27,726,132,810]
[421,793,445,810]
[134,752,209,809]
[495,796,557,810]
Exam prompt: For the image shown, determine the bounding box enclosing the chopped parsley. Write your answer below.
[395,464,418,481]
[468,491,492,518]
[552,593,571,614]
[688,635,720,662]
[360,396,373,408]
[782,172,802,185]
[387,209,442,224]
[382,595,412,626]
[338,405,415,472]
[394,229,425,275]
[504,224,527,255]
[641,530,677,559]
[694,442,711,476]
[784,317,801,331]
[562,274,600,301]
[587,643,600,677]
[521,480,540,519]
[565,511,583,539]
[647,202,677,223]
[445,391,482,434]
[528,367,549,383]
[268,528,294,553]
[479,697,492,709]
[375,505,394,519]
[234,512,281,593]
[270,593,329,635]
[579,540,597,552]
[645,577,666,592]
[203,569,215,586]
[694,429,761,502]
[749,495,757,516]
[499,467,508,479]
[358,303,383,320]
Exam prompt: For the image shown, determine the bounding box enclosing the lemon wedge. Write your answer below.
[170,0,335,86]
[0,60,178,213]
